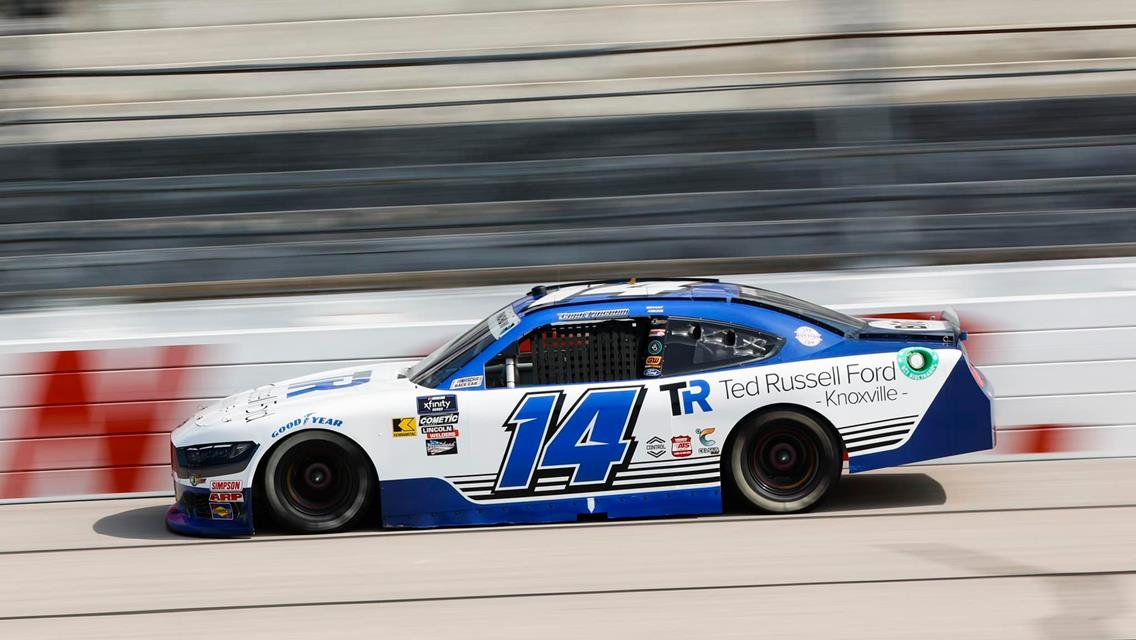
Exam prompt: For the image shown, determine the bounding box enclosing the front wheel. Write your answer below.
[729,410,842,513]
[262,431,376,533]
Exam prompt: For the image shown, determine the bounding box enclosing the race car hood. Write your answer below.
[178,363,411,442]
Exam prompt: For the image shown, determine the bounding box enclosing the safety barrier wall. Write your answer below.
[1,257,1134,502]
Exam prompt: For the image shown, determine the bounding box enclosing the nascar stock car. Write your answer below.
[167,279,994,536]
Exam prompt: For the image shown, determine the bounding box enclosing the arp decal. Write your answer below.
[659,379,713,416]
[495,386,645,492]
[286,370,371,399]
[417,395,457,415]
[392,417,418,438]
[209,492,243,502]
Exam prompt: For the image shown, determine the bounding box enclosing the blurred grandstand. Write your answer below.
[1,0,1135,307]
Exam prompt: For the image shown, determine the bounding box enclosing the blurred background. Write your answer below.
[2,0,1136,502]
[1,0,1135,304]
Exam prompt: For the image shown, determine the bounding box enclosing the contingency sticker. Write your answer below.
[489,305,521,338]
[794,326,822,347]
[392,417,418,438]
[426,438,458,456]
[451,375,483,389]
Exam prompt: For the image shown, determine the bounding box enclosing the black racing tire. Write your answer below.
[262,431,376,534]
[729,410,842,513]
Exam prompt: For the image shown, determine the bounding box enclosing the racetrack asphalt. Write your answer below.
[0,458,1133,639]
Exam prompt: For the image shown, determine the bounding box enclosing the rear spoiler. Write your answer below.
[854,308,966,345]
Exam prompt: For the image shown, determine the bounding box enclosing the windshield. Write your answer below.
[408,303,519,388]
[736,285,867,335]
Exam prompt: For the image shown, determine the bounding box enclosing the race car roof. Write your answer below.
[523,278,733,309]
[519,278,866,335]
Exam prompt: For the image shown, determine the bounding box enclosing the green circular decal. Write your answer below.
[897,347,939,380]
[648,340,664,355]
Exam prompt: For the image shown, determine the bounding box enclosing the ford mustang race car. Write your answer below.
[167,279,993,536]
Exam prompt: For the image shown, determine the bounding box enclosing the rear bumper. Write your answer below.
[166,485,254,537]
[850,357,994,472]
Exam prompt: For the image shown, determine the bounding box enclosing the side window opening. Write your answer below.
[486,319,647,388]
[662,319,783,376]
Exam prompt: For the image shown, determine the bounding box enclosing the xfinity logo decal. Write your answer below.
[417,394,457,415]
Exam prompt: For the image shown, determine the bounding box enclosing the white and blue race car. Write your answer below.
[167,279,994,536]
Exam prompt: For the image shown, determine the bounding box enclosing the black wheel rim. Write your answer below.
[277,440,356,518]
[747,421,822,500]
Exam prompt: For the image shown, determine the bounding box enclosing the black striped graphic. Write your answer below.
[447,455,721,501]
[839,415,920,455]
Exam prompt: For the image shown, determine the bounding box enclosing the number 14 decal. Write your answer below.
[496,386,645,491]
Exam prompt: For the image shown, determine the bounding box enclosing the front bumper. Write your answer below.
[166,485,255,537]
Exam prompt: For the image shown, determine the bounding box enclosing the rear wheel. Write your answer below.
[262,431,375,533]
[729,410,841,513]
